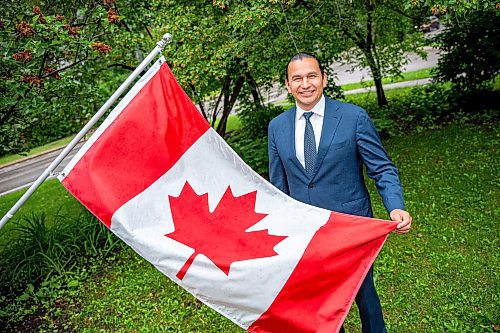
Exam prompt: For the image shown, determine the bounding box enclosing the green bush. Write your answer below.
[0,209,122,292]
[228,133,269,178]
[237,102,285,138]
[0,209,123,330]
[348,84,499,137]
[433,9,500,92]
[227,102,285,178]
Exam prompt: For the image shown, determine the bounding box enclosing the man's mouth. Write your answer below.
[299,90,315,97]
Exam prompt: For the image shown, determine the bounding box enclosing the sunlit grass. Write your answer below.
[340,68,434,91]
[0,136,76,167]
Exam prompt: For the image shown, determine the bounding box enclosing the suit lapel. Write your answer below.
[312,98,341,176]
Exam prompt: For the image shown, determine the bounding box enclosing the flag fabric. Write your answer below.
[59,57,397,333]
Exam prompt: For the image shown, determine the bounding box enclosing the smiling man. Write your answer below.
[268,53,412,332]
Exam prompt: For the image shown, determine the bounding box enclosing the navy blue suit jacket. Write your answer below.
[268,97,405,217]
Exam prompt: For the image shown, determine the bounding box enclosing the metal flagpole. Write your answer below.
[0,33,173,230]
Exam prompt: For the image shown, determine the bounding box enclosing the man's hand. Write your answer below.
[390,209,412,234]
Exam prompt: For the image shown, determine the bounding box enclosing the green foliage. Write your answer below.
[160,1,291,135]
[0,209,122,292]
[0,0,166,156]
[404,0,497,15]
[344,83,499,137]
[303,0,427,106]
[228,134,269,178]
[227,103,285,177]
[433,9,500,92]
[237,102,285,138]
[0,207,123,330]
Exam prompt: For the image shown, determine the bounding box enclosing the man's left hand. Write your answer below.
[390,209,412,234]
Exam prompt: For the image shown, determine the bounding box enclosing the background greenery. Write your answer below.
[1,0,499,332]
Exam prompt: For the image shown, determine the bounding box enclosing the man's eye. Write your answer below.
[293,78,301,82]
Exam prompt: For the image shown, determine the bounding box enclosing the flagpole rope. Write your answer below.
[0,33,173,230]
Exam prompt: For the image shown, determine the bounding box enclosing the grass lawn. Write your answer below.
[0,179,82,243]
[0,136,76,167]
[1,123,497,332]
[340,68,434,91]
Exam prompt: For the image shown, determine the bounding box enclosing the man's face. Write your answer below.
[286,58,327,111]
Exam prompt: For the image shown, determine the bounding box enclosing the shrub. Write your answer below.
[0,209,122,293]
[350,82,500,137]
[0,209,123,330]
[237,102,285,138]
[228,133,269,178]
[227,102,285,178]
[433,10,500,92]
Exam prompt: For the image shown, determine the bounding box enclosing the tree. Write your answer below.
[289,0,426,106]
[433,9,500,92]
[0,0,166,155]
[403,0,497,16]
[159,1,296,137]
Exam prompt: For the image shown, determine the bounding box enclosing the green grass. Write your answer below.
[340,68,434,91]
[342,84,416,106]
[0,179,82,244]
[355,124,499,332]
[0,136,76,167]
[225,114,241,132]
[2,123,497,332]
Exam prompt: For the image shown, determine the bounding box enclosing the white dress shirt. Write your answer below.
[295,95,325,168]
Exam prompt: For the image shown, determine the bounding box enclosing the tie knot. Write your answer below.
[303,112,313,121]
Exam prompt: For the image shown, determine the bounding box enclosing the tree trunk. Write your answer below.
[373,75,388,106]
[216,75,245,137]
[211,77,230,127]
[245,71,262,106]
[363,1,388,107]
[362,50,388,106]
[188,83,208,120]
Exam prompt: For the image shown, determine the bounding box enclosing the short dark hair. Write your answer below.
[285,53,324,81]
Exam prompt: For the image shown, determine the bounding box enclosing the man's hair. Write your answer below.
[285,53,324,81]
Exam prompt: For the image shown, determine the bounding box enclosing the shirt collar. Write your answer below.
[295,95,325,121]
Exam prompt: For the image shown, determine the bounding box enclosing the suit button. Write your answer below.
[308,184,314,188]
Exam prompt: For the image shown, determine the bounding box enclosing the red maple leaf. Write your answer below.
[166,181,287,280]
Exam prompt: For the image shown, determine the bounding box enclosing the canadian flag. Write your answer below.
[59,57,397,333]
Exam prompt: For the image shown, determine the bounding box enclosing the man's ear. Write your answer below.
[285,79,292,93]
[322,73,328,88]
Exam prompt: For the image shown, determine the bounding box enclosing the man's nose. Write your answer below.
[301,77,311,87]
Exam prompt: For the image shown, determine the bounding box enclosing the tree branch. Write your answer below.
[41,55,95,79]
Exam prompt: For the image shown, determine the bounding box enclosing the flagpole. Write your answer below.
[0,33,173,230]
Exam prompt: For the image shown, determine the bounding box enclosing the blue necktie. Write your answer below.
[303,112,317,175]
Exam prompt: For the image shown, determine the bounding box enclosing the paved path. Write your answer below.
[0,142,84,196]
[333,47,440,85]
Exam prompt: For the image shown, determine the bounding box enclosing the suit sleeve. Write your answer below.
[268,121,290,195]
[355,110,405,214]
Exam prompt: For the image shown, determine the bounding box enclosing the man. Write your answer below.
[268,53,412,332]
